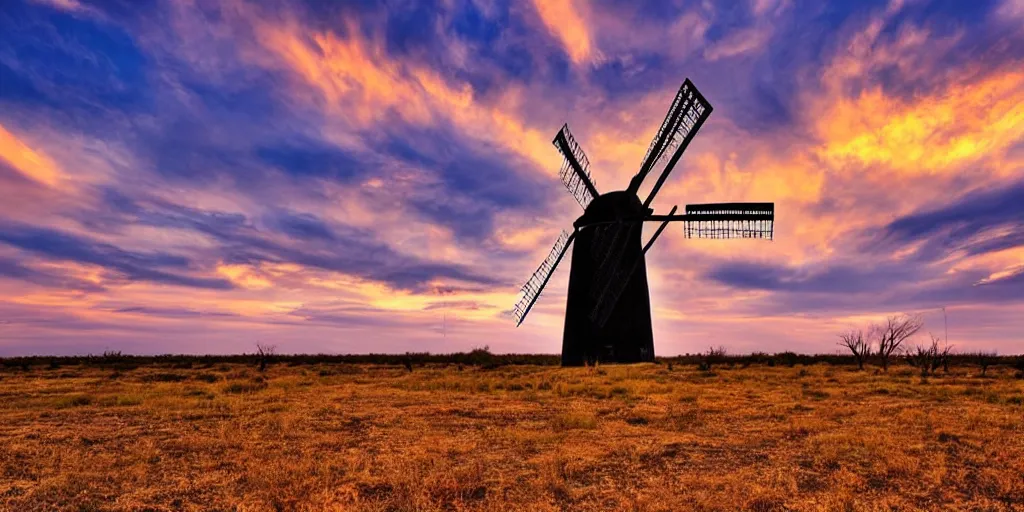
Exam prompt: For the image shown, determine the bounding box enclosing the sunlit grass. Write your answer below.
[0,362,1021,510]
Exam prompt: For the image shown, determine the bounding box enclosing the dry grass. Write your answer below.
[1,362,1022,511]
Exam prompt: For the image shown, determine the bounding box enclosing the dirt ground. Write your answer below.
[1,361,1022,511]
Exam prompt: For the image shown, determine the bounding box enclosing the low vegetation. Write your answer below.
[0,355,1022,510]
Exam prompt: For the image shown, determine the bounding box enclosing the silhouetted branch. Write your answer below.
[838,330,871,370]
[255,343,276,372]
[905,334,952,377]
[872,314,924,372]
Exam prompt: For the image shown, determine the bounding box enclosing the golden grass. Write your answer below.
[1,363,1022,511]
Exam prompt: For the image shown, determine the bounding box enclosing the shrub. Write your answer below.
[143,373,189,382]
[610,386,629,397]
[775,351,800,368]
[222,380,268,394]
[552,412,598,430]
[702,346,726,371]
[256,343,276,372]
[56,394,93,408]
[905,336,952,377]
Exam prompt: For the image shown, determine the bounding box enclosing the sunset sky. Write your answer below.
[1,0,1022,356]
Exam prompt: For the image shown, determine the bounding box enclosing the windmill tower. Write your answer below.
[512,78,775,366]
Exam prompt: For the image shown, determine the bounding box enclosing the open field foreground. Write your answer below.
[1,362,1023,511]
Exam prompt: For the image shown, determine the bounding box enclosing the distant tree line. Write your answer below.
[1,347,1020,374]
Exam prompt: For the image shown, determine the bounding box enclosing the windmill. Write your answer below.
[512,78,775,366]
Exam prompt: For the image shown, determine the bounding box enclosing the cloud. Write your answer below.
[814,70,1024,177]
[995,0,1024,20]
[423,300,494,311]
[27,0,90,14]
[0,124,63,187]
[255,17,560,177]
[878,180,1024,261]
[266,210,338,242]
[96,193,503,291]
[703,26,773,61]
[1,0,1022,356]
[530,0,593,64]
[883,181,1024,240]
[0,255,104,292]
[706,259,927,295]
[0,222,235,290]
[110,306,238,319]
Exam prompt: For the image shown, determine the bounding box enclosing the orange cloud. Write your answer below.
[257,20,560,181]
[259,21,431,125]
[0,123,62,187]
[814,69,1024,176]
[216,264,273,290]
[531,0,593,64]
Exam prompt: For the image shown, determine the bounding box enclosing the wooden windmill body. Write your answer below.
[562,192,654,366]
[512,79,775,366]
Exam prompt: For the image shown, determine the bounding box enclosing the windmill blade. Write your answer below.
[589,206,677,327]
[641,80,713,208]
[683,202,774,239]
[628,83,694,194]
[512,230,576,326]
[553,124,599,210]
[626,79,714,208]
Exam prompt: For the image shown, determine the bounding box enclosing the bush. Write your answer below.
[552,412,598,430]
[142,373,189,383]
[55,394,93,408]
[702,346,726,371]
[905,336,952,377]
[222,381,268,394]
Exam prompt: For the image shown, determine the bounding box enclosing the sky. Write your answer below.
[0,0,1022,356]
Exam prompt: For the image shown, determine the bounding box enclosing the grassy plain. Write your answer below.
[1,361,1022,511]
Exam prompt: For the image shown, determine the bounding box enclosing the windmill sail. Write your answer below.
[553,124,599,210]
[626,79,713,208]
[683,202,774,239]
[512,230,575,326]
[629,83,693,192]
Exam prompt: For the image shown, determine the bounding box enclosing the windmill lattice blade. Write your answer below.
[641,80,713,208]
[628,80,711,195]
[553,124,599,210]
[683,202,775,240]
[512,230,575,326]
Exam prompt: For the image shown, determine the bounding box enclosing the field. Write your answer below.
[1,360,1022,511]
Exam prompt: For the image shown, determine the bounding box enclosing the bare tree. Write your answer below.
[838,330,871,370]
[255,343,276,372]
[905,334,952,377]
[972,351,998,377]
[701,346,727,372]
[940,341,954,374]
[872,314,924,372]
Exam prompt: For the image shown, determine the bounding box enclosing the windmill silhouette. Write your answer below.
[512,79,775,366]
